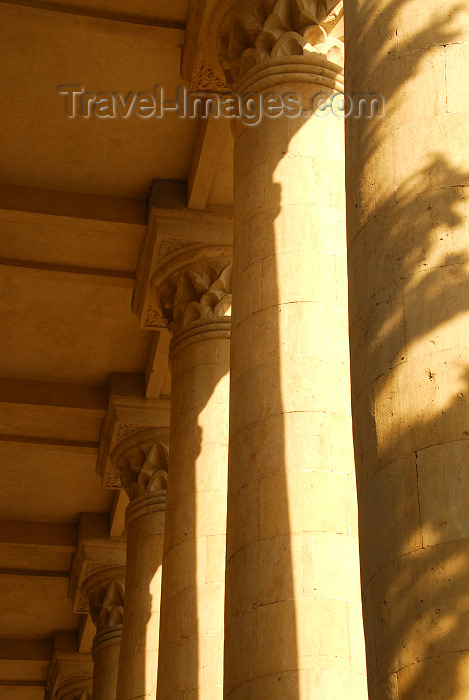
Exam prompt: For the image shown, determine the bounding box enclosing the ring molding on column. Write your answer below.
[170,317,231,357]
[237,55,344,94]
[125,490,166,528]
[92,625,123,656]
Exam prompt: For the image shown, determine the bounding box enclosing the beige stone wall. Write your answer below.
[345,0,469,697]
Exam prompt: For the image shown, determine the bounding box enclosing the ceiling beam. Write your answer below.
[0,184,146,225]
[0,639,52,661]
[188,115,232,211]
[145,330,171,399]
[78,615,95,654]
[0,0,185,37]
[0,259,135,288]
[0,377,107,413]
[0,435,98,452]
[0,521,77,551]
[109,490,129,538]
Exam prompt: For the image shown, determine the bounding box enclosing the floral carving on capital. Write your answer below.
[82,568,126,634]
[159,262,232,331]
[58,683,92,700]
[111,427,169,501]
[217,0,344,85]
[150,246,233,335]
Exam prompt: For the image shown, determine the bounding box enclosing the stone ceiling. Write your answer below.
[0,0,233,695]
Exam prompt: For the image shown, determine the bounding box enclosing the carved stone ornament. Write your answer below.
[44,653,93,700]
[73,560,114,614]
[81,567,125,633]
[145,301,168,330]
[55,679,93,700]
[151,245,233,335]
[77,692,92,700]
[196,57,232,93]
[111,427,169,501]
[219,0,344,84]
[157,236,202,264]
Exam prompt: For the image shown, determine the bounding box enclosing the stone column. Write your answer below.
[345,1,469,698]
[111,428,168,700]
[205,2,367,698]
[151,245,232,699]
[81,567,125,700]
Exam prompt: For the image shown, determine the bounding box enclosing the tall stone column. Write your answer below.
[81,567,125,700]
[152,245,232,699]
[183,2,367,698]
[345,1,469,698]
[111,428,169,700]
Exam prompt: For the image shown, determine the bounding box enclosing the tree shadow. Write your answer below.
[345,0,469,697]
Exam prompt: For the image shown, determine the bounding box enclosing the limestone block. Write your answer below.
[358,454,422,587]
[417,439,469,547]
[368,540,469,681]
[446,42,469,114]
[259,470,352,538]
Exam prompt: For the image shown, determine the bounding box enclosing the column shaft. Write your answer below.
[345,0,469,697]
[117,494,165,700]
[92,627,122,700]
[225,77,366,698]
[157,320,230,699]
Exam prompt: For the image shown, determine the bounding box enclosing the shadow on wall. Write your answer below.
[346,0,469,697]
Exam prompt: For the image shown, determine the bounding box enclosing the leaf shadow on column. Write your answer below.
[345,0,469,696]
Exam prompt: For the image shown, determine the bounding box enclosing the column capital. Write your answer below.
[44,632,92,700]
[68,514,126,615]
[111,427,168,507]
[96,373,170,490]
[80,565,126,639]
[151,245,232,337]
[133,180,233,334]
[55,679,92,700]
[183,0,344,93]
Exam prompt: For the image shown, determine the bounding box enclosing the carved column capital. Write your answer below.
[81,566,125,637]
[55,678,92,700]
[111,427,168,505]
[96,373,170,490]
[68,514,126,615]
[44,633,92,700]
[183,0,344,93]
[218,0,344,88]
[150,244,233,336]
